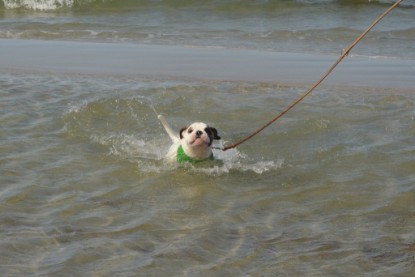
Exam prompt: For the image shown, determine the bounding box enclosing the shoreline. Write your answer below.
[1,39,415,89]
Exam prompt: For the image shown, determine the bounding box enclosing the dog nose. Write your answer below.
[196,130,203,137]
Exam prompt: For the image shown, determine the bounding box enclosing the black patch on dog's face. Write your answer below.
[179,126,188,139]
[205,127,221,146]
[180,124,221,146]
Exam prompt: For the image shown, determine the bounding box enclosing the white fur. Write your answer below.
[158,114,181,161]
[158,115,216,162]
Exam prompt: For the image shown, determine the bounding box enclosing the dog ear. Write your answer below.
[179,126,187,139]
[206,127,221,140]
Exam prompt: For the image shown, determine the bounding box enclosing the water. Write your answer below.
[1,0,415,58]
[1,1,415,276]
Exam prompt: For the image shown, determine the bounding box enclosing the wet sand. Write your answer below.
[1,39,414,89]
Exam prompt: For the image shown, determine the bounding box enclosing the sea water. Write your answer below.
[1,1,415,276]
[1,0,415,58]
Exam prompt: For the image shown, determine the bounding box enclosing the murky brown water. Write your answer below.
[1,70,414,276]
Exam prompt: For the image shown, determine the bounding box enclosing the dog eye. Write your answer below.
[188,128,193,134]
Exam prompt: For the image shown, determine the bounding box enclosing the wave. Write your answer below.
[2,0,76,10]
[2,0,413,12]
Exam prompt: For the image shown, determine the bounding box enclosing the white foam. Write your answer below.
[171,144,284,176]
[186,158,284,176]
[66,100,89,115]
[3,0,75,11]
[91,133,283,175]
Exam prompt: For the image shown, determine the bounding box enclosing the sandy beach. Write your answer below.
[2,39,414,89]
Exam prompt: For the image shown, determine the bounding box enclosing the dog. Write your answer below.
[158,114,221,163]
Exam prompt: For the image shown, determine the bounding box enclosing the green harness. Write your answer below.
[177,145,214,163]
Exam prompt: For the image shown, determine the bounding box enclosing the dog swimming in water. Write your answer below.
[158,114,221,163]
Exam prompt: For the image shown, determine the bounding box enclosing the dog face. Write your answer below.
[179,122,221,160]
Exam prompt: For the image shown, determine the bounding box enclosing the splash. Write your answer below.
[63,96,284,176]
[91,133,165,162]
[90,132,284,176]
[188,159,285,176]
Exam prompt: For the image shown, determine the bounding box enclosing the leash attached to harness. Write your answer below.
[222,0,403,152]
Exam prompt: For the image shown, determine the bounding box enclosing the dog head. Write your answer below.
[179,122,221,160]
